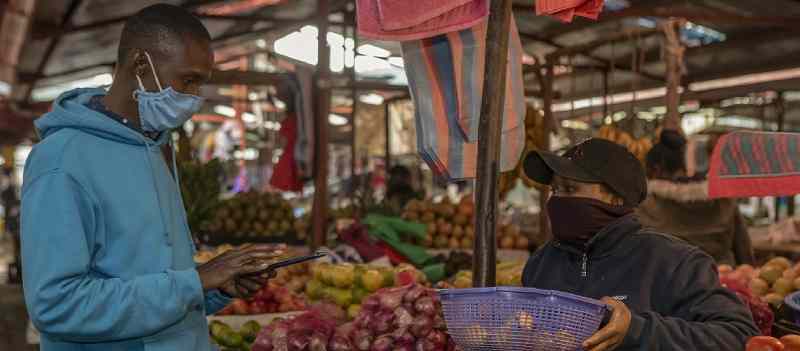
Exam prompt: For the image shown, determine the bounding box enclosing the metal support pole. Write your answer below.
[539,64,555,242]
[384,101,391,169]
[349,8,358,182]
[472,0,513,288]
[311,0,331,249]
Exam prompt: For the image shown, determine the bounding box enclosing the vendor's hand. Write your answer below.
[223,270,279,298]
[197,244,286,296]
[583,297,632,351]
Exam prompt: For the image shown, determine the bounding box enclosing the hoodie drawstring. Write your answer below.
[141,136,173,246]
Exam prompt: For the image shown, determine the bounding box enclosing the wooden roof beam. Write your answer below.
[22,0,84,102]
[545,27,661,60]
[520,32,664,83]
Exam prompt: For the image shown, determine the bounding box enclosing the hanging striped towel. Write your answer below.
[708,131,800,198]
[403,18,525,181]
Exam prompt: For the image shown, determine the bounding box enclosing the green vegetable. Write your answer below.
[240,320,261,343]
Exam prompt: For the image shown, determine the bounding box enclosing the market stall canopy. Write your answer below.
[4,0,800,140]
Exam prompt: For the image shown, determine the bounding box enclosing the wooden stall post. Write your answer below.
[472,0,513,288]
[661,19,685,132]
[311,0,332,250]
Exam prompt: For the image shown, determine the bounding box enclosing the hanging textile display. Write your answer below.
[357,0,488,41]
[708,131,800,198]
[402,17,525,181]
[269,114,304,192]
[535,0,604,23]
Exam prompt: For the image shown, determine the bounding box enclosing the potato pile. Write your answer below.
[402,197,476,249]
[718,256,800,307]
[401,197,528,250]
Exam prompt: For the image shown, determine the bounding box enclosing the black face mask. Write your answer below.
[547,196,632,247]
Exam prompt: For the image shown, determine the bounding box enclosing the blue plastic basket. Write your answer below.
[784,291,800,325]
[438,287,608,351]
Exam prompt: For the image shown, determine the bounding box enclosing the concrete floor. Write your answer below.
[0,284,37,351]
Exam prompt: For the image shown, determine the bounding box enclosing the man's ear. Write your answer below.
[132,50,149,78]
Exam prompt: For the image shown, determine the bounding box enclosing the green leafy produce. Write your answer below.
[179,159,224,233]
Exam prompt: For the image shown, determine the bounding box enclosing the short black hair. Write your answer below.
[118,4,211,63]
[646,129,687,176]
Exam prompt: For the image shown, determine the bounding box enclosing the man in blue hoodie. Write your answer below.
[21,4,282,350]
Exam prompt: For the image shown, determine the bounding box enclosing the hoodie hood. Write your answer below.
[35,88,169,146]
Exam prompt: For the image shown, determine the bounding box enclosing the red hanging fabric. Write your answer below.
[535,0,604,23]
[269,114,303,192]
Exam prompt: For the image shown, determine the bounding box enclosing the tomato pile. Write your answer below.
[747,335,800,351]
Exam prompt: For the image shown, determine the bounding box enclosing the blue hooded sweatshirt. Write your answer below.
[21,88,230,351]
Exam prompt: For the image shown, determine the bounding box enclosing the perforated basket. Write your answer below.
[784,291,800,325]
[438,287,608,351]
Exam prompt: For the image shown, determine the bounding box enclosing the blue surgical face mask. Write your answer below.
[134,51,205,132]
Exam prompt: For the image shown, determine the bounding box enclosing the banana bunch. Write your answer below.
[499,106,548,198]
[597,125,654,163]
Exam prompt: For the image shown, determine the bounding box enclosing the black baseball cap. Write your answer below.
[523,138,648,207]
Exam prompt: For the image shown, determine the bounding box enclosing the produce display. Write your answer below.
[402,197,474,250]
[210,319,263,351]
[718,257,800,307]
[497,222,528,250]
[597,125,654,162]
[250,303,347,351]
[217,281,308,316]
[746,335,800,351]
[251,284,457,351]
[305,263,426,317]
[199,191,305,242]
[441,261,525,289]
[179,159,224,233]
[343,283,457,351]
[401,197,527,250]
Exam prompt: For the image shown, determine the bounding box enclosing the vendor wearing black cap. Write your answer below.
[521,138,759,351]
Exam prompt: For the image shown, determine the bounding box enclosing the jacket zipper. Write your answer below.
[580,253,588,278]
[554,242,590,278]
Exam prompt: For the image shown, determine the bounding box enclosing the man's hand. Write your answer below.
[197,244,285,298]
[221,270,278,298]
[583,297,632,351]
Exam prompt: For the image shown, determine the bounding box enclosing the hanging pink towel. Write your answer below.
[535,0,604,23]
[357,0,488,41]
[376,0,472,31]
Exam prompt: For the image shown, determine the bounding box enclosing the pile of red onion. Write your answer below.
[252,284,460,351]
[331,283,459,351]
[252,303,345,351]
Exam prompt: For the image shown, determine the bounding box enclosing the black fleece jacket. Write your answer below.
[522,214,759,351]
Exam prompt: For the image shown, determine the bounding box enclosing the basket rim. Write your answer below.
[437,286,608,309]
[785,290,800,312]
